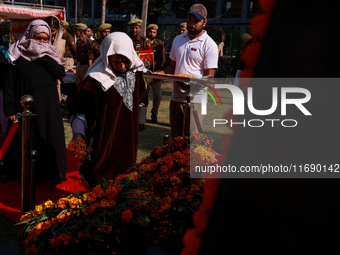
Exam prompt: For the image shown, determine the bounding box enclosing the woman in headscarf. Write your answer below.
[44,16,66,101]
[3,19,67,184]
[70,32,147,186]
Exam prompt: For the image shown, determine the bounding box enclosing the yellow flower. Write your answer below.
[57,198,69,209]
[34,204,43,214]
[69,197,82,209]
[44,200,54,209]
[20,213,32,222]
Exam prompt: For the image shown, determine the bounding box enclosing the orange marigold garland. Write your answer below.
[181,1,277,254]
[18,135,216,255]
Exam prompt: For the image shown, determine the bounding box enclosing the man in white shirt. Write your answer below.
[158,3,218,138]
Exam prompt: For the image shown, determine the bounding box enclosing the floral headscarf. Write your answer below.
[8,19,62,65]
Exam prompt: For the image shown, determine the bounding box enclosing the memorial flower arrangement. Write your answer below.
[18,134,217,255]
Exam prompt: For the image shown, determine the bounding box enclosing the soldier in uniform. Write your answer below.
[92,23,112,62]
[61,20,76,70]
[74,23,94,87]
[129,18,152,52]
[179,22,188,34]
[145,23,165,123]
[128,18,151,131]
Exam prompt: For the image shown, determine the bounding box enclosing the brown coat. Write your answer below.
[74,72,147,185]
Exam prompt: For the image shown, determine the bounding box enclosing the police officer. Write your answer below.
[74,23,93,87]
[92,23,112,62]
[179,22,188,34]
[129,18,151,131]
[128,18,151,52]
[61,20,76,70]
[145,24,165,123]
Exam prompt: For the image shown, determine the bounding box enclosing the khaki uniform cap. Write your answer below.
[179,22,187,28]
[61,20,69,27]
[147,24,158,30]
[74,23,88,30]
[128,18,143,26]
[98,23,112,32]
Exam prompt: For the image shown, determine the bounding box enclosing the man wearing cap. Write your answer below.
[61,20,76,70]
[129,18,151,131]
[179,22,188,34]
[92,23,112,61]
[74,23,94,87]
[142,23,166,124]
[172,22,187,40]
[128,18,152,52]
[156,3,218,138]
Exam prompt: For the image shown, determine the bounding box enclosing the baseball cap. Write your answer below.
[188,4,207,20]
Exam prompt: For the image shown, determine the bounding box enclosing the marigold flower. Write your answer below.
[92,185,105,198]
[44,200,54,209]
[68,197,82,209]
[34,204,43,214]
[99,222,113,234]
[186,195,193,203]
[20,213,32,222]
[121,208,133,222]
[57,198,69,209]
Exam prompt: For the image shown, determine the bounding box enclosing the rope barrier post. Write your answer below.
[163,134,170,145]
[20,95,35,214]
[183,93,193,137]
[30,150,38,210]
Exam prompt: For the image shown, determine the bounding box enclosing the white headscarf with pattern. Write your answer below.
[85,32,145,91]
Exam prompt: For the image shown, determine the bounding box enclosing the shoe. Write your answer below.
[139,124,145,131]
[151,114,157,123]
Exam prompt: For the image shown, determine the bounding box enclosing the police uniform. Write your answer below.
[62,31,76,70]
[128,19,151,52]
[92,38,102,62]
[132,33,151,52]
[146,24,166,122]
[128,19,151,130]
[92,23,112,62]
[74,23,93,86]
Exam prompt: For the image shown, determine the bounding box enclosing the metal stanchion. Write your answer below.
[30,150,38,210]
[20,95,35,214]
[183,93,193,137]
[163,134,170,145]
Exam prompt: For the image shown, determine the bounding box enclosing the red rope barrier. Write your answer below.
[0,122,19,161]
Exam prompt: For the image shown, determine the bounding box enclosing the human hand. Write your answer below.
[72,133,84,144]
[8,115,16,121]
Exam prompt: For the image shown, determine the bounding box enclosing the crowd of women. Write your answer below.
[0,17,147,187]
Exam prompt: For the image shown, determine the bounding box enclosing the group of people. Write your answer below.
[0,3,218,187]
